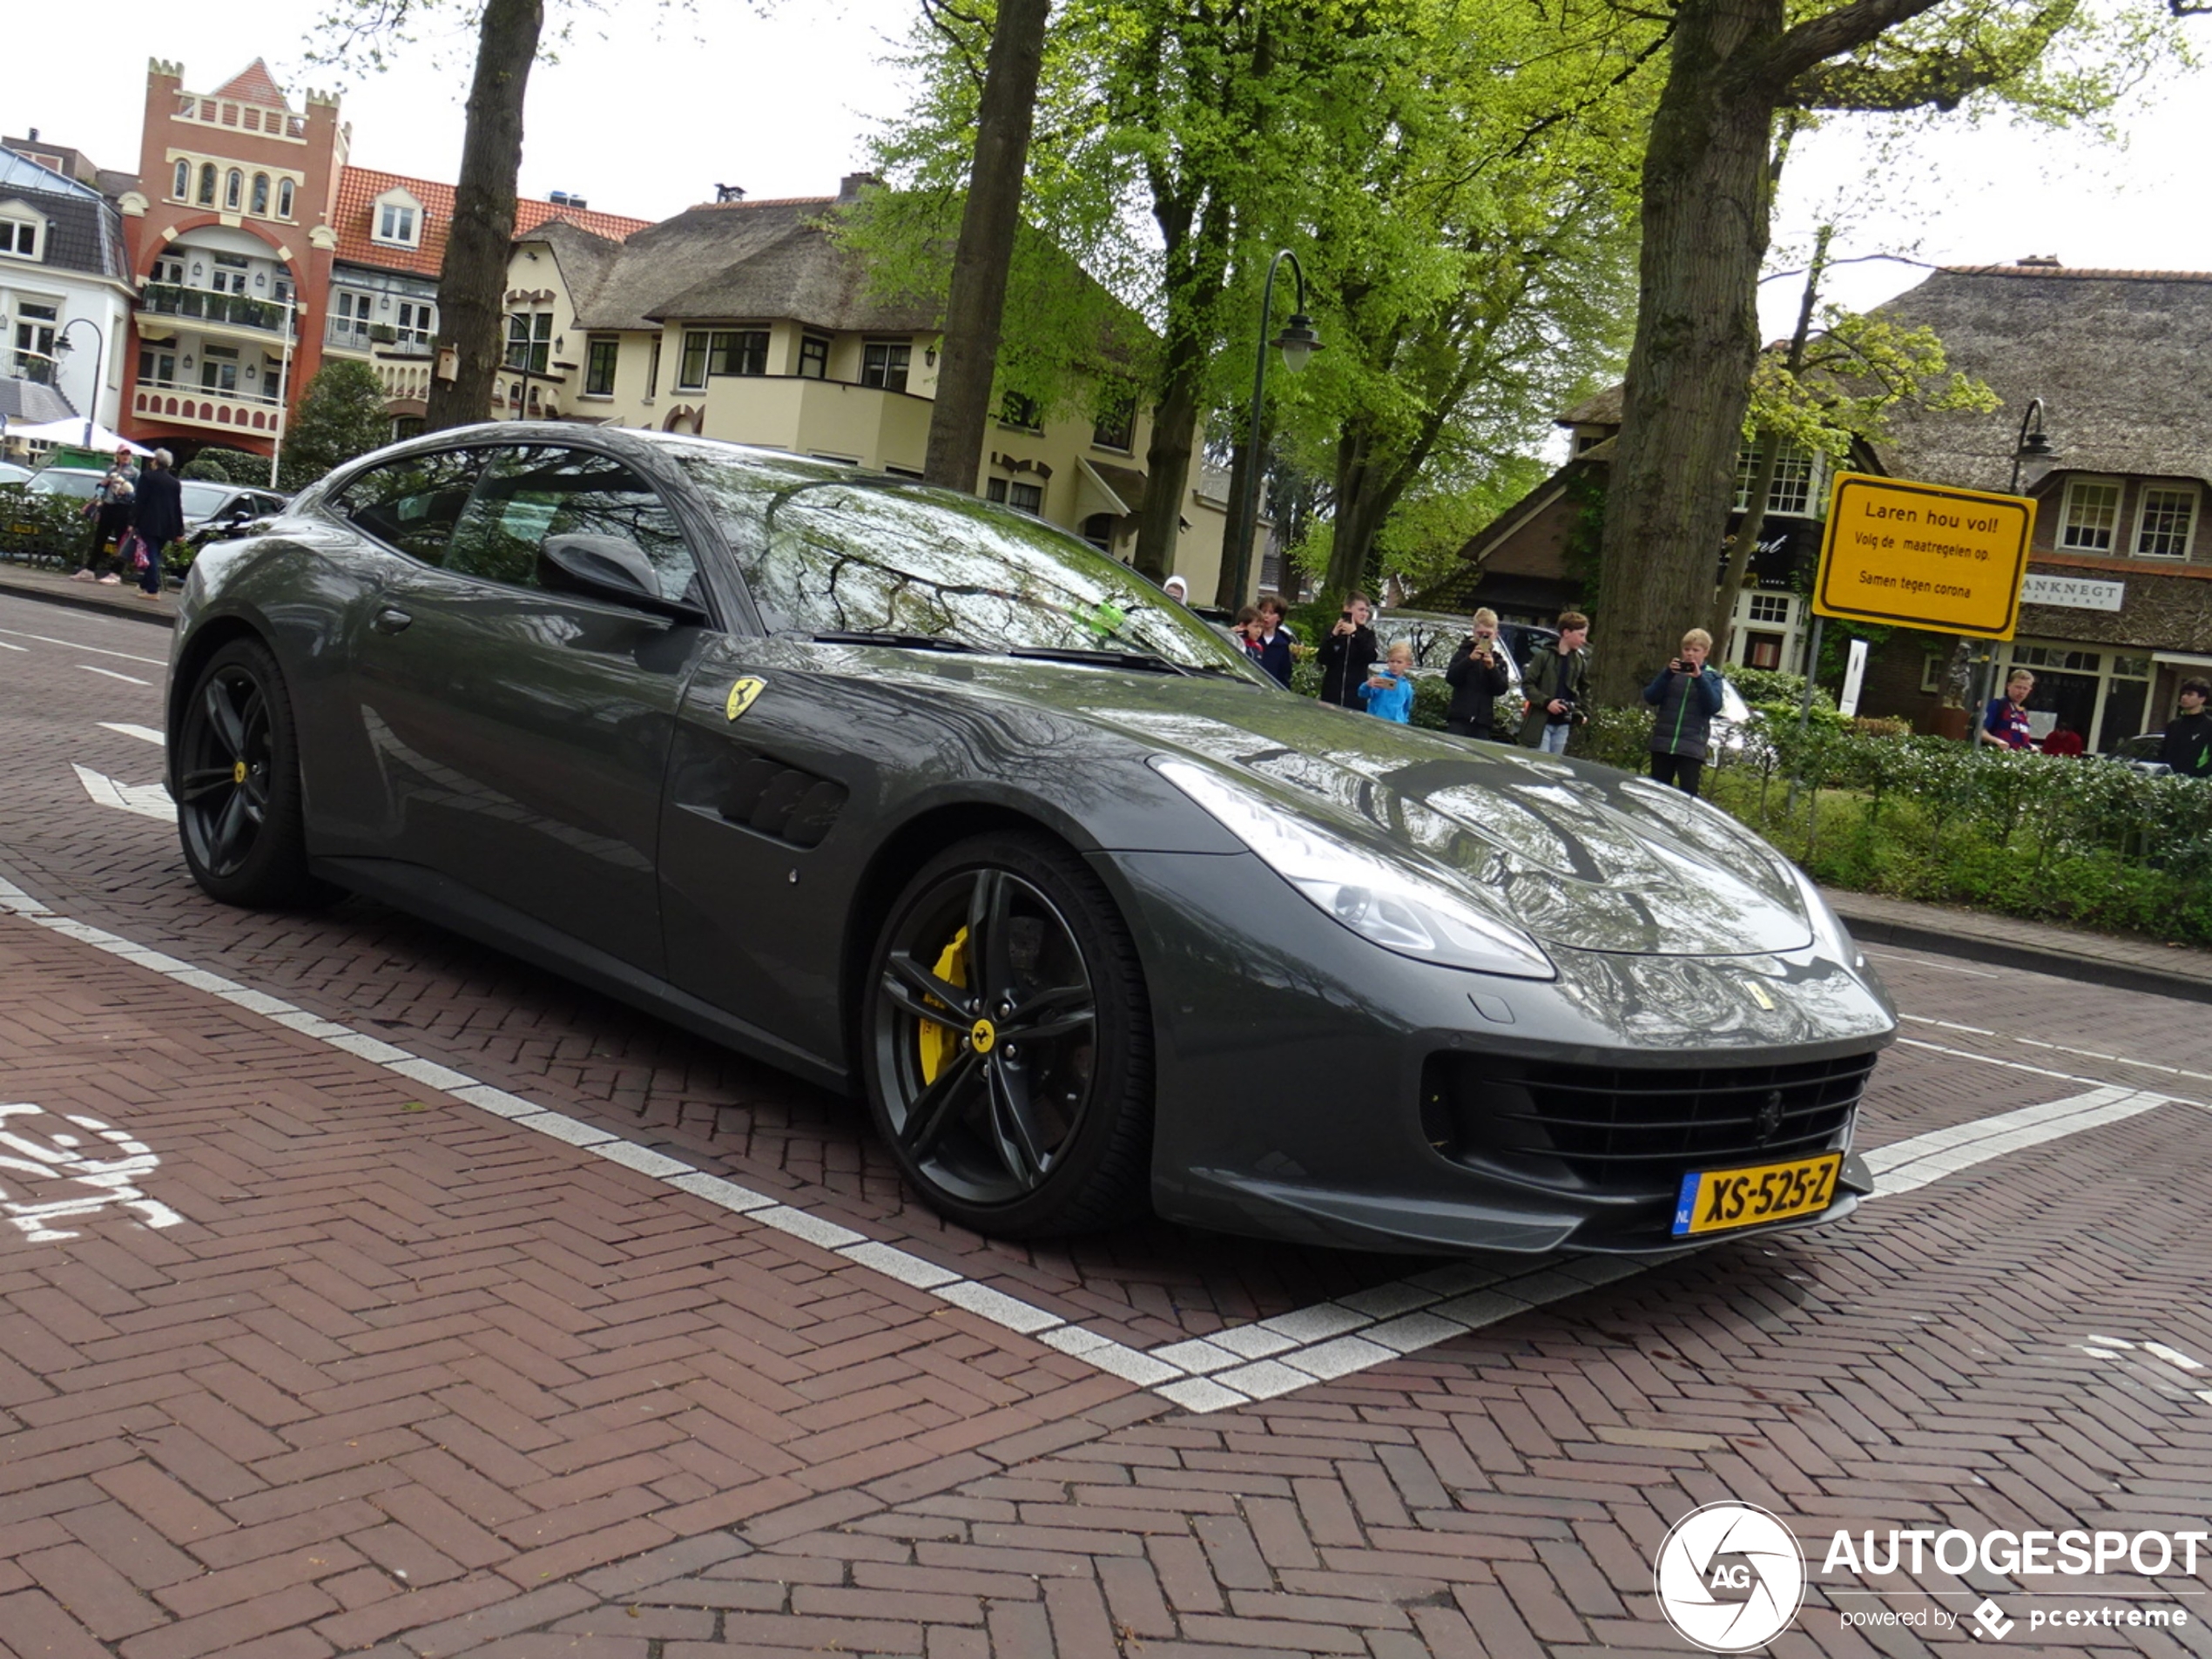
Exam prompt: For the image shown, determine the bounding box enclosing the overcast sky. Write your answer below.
[8,1,2210,339]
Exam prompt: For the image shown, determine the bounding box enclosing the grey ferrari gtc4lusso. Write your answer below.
[165,426,1896,1253]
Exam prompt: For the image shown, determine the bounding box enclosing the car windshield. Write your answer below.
[30,470,104,500]
[179,482,235,516]
[672,451,1262,675]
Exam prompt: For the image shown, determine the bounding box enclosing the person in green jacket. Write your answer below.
[1642,627,1727,796]
[2160,679,2212,777]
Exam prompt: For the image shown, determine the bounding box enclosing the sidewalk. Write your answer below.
[1823,886,2212,1004]
[3,561,2202,1001]
[0,560,178,626]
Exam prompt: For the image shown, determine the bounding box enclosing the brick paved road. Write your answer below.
[2,592,2208,1657]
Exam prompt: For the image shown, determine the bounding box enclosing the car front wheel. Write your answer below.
[862,833,1153,1237]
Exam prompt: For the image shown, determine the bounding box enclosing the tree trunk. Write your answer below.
[1133,204,1231,583]
[1709,221,1829,660]
[1593,0,1784,706]
[425,0,543,434]
[923,0,1050,492]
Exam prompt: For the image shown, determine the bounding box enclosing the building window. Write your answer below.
[198,163,218,206]
[1746,592,1791,624]
[152,256,184,286]
[200,344,239,394]
[986,478,1007,503]
[279,179,295,219]
[250,173,270,216]
[799,334,829,380]
[138,346,177,387]
[376,202,419,245]
[10,300,57,381]
[585,336,619,396]
[646,335,660,399]
[1744,634,1784,671]
[1091,390,1136,452]
[2134,486,2197,560]
[709,330,768,377]
[172,160,191,200]
[211,252,249,295]
[1008,482,1043,514]
[1000,392,1044,432]
[504,311,552,374]
[2058,479,2121,552]
[678,331,709,390]
[860,340,909,393]
[0,218,36,260]
[225,169,243,211]
[1733,442,1817,516]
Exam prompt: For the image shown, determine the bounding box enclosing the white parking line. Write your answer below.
[0,871,2181,1413]
[71,765,174,823]
[98,722,165,745]
[0,626,166,665]
[79,665,151,686]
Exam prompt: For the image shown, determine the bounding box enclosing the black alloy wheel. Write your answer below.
[175,637,330,907]
[864,833,1152,1237]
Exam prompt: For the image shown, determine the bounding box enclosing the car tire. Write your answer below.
[174,637,335,909]
[862,832,1153,1237]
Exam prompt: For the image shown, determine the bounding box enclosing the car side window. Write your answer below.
[441,445,698,601]
[332,448,486,567]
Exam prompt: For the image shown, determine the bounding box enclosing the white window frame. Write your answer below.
[2057,476,2123,553]
[2133,483,2198,562]
[1745,592,1792,624]
[374,192,423,247]
[1732,441,1822,517]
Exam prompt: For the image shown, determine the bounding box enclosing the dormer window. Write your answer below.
[374,191,423,246]
[0,206,42,261]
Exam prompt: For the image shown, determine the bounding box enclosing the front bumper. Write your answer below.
[1097,849,1897,1255]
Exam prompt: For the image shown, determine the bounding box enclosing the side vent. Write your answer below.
[720,754,846,848]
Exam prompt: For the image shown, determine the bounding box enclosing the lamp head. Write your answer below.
[2017,429,2054,460]
[1274,313,1322,374]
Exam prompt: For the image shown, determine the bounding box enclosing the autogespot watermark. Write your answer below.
[1652,1504,2202,1650]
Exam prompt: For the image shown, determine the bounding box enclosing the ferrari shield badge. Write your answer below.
[725,678,766,722]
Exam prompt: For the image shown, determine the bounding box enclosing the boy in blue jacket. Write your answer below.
[1360,642,1418,724]
[1642,627,1727,794]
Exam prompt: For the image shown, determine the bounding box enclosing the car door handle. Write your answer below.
[372,607,413,635]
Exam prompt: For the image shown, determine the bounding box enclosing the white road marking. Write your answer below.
[79,665,151,686]
[0,1103,182,1242]
[1902,1013,2212,1085]
[1864,948,2002,979]
[98,722,165,745]
[0,640,24,652]
[0,871,2184,1412]
[0,626,166,665]
[71,764,175,822]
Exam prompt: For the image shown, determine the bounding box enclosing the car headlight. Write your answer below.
[1788,860,1864,970]
[1154,759,1555,980]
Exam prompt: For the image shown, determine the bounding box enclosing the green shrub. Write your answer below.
[0,484,90,568]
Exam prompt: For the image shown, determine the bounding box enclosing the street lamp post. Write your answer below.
[1964,400,2057,736]
[52,318,106,449]
[1227,250,1321,607]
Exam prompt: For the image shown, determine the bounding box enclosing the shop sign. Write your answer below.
[2020,572,2125,613]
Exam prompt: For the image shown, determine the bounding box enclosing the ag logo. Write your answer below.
[1653,1501,1804,1652]
[725,677,766,722]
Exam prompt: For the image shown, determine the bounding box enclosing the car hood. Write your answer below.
[910,658,1816,959]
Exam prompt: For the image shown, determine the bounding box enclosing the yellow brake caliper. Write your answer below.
[916,927,970,1084]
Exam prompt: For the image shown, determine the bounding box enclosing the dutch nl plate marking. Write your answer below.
[0,1103,182,1242]
[725,677,766,721]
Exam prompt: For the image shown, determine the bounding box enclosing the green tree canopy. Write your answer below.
[280,361,392,489]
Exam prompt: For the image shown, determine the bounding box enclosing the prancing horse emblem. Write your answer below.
[725,677,766,721]
[1754,1090,1784,1143]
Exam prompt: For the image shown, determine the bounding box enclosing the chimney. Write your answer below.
[550,190,570,206]
[2015,254,2062,268]
[26,128,37,141]
[838,172,882,204]
[569,195,586,210]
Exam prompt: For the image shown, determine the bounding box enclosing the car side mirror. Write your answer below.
[538,533,705,624]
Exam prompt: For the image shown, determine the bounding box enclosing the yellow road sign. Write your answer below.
[1812,473,2037,640]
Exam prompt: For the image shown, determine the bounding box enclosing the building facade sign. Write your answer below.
[2020,572,2126,612]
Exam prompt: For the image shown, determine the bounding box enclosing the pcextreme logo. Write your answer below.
[1653,1502,1806,1653]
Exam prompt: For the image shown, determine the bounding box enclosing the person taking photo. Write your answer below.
[1444,607,1514,742]
[1642,628,1727,795]
[1316,592,1379,709]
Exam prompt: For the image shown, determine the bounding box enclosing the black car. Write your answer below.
[166,426,1895,1251]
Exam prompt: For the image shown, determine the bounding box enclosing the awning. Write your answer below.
[6,416,151,455]
[1076,456,1145,522]
[2151,651,2212,670]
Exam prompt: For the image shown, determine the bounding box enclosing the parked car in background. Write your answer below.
[0,461,32,488]
[179,480,288,533]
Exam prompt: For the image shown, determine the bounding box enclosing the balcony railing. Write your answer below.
[141,282,293,337]
[327,320,435,357]
[131,377,287,438]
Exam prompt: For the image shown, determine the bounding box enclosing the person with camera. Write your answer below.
[1444,607,1514,741]
[1251,594,1297,687]
[1316,591,1379,709]
[1516,611,1591,752]
[1642,627,1728,795]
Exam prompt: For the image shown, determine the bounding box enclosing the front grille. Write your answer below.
[1422,1051,1876,1196]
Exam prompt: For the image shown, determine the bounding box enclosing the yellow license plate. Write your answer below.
[1673,1153,1841,1237]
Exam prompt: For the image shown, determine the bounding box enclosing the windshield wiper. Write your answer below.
[811,631,984,653]
[1004,645,1196,677]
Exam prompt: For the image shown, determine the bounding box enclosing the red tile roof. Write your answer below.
[333,165,655,279]
[212,60,290,110]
